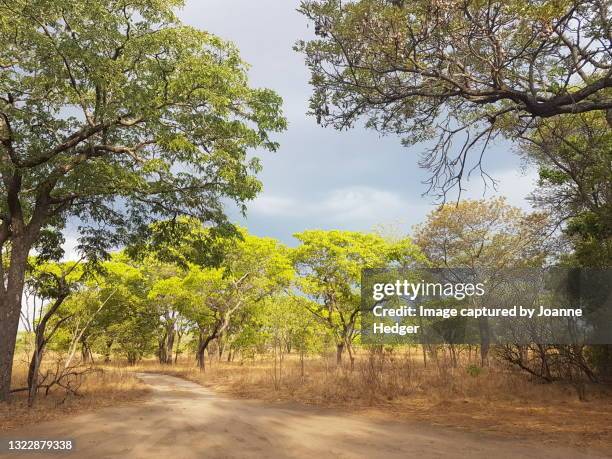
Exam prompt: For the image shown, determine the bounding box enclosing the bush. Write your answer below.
[466,364,482,377]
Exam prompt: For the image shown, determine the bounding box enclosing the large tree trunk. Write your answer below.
[0,292,22,403]
[197,333,216,372]
[0,238,30,403]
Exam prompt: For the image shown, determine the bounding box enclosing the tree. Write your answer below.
[81,256,154,365]
[297,0,611,195]
[413,198,550,365]
[0,0,285,401]
[182,230,293,370]
[524,111,612,380]
[524,111,612,267]
[292,229,423,368]
[148,271,190,364]
[20,260,81,406]
[261,295,326,382]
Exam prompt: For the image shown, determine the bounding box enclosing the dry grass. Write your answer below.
[125,348,612,450]
[6,348,611,450]
[1,357,149,431]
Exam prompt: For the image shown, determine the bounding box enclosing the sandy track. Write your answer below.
[2,373,609,459]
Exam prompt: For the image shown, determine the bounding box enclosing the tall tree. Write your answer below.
[0,0,285,400]
[83,256,154,365]
[524,111,612,267]
[182,229,293,370]
[523,111,612,379]
[413,198,550,364]
[148,273,189,364]
[297,0,611,195]
[292,229,423,368]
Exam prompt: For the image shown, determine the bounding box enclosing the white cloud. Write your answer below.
[249,195,300,217]
[321,187,405,222]
[249,186,430,231]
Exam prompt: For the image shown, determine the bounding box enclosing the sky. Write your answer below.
[63,0,538,255]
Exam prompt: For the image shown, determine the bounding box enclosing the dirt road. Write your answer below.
[2,373,609,459]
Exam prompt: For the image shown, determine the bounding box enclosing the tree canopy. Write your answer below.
[0,0,286,258]
[297,0,611,195]
[524,111,612,266]
[292,229,424,366]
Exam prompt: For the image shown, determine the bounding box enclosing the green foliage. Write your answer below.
[181,228,293,332]
[126,217,237,269]
[56,255,158,361]
[292,229,424,358]
[25,260,83,302]
[0,0,285,393]
[293,229,423,296]
[36,226,427,365]
[256,295,328,356]
[0,0,286,259]
[466,364,482,378]
[526,112,612,267]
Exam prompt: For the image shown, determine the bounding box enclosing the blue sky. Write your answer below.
[62,0,538,256]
